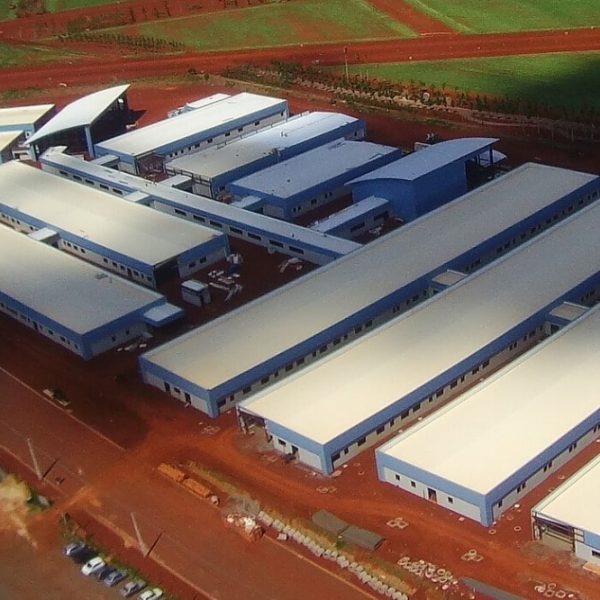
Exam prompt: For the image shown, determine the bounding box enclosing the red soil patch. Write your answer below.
[367,0,454,35]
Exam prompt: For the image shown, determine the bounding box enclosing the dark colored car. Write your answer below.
[94,564,114,581]
[63,542,96,564]
[104,569,128,587]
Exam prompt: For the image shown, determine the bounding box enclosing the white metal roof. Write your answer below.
[0,130,22,152]
[230,140,398,199]
[240,197,600,445]
[0,224,163,334]
[349,138,498,183]
[380,302,600,495]
[184,93,230,110]
[96,92,287,158]
[533,450,600,538]
[0,161,220,267]
[27,86,129,145]
[166,112,360,180]
[40,149,359,257]
[0,104,54,129]
[143,163,597,392]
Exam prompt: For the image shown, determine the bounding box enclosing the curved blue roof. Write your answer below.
[349,137,498,184]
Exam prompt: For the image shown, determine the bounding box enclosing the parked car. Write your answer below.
[63,542,87,557]
[139,588,163,600]
[104,569,127,587]
[120,579,146,597]
[94,564,114,581]
[81,556,105,576]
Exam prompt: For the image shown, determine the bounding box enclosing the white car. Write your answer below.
[138,587,163,600]
[81,555,105,576]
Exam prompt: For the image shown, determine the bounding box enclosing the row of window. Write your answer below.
[165,118,271,160]
[57,169,125,197]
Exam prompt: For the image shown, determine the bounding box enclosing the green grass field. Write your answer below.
[0,42,81,68]
[113,0,415,51]
[45,0,124,11]
[403,0,600,33]
[340,53,600,111]
[0,5,17,21]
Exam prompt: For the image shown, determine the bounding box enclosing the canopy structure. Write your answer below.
[28,85,130,158]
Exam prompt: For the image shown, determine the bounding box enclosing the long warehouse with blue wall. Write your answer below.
[139,163,599,417]
[40,147,360,265]
[0,224,181,360]
[165,111,366,198]
[236,198,600,474]
[378,300,600,527]
[94,92,289,175]
[228,140,402,220]
[0,160,228,288]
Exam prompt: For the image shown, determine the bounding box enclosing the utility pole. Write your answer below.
[26,437,42,480]
[344,46,349,82]
[130,512,149,556]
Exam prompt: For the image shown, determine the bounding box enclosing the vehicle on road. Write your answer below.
[81,556,105,576]
[104,569,128,587]
[139,587,163,600]
[120,578,146,597]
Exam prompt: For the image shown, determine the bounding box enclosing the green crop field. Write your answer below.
[340,53,600,111]
[112,0,415,52]
[0,5,17,21]
[45,0,125,12]
[0,42,81,68]
[402,0,600,33]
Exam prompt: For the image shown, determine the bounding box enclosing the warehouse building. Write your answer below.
[139,163,599,417]
[165,111,365,198]
[237,199,600,474]
[532,448,600,565]
[378,301,600,527]
[0,131,25,164]
[348,138,497,221]
[228,140,401,220]
[40,147,360,265]
[0,225,181,360]
[0,161,228,288]
[166,93,231,117]
[95,92,289,175]
[0,103,55,136]
[309,196,391,239]
[27,85,130,159]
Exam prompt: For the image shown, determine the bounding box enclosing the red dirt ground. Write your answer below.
[1,27,599,95]
[367,0,454,35]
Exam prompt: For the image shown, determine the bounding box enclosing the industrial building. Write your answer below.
[532,447,600,565]
[165,111,365,198]
[40,147,360,265]
[228,140,401,220]
[95,92,289,175]
[0,161,228,288]
[378,301,600,527]
[0,225,181,360]
[0,131,25,164]
[0,103,55,136]
[27,85,130,159]
[348,138,497,221]
[139,163,599,417]
[0,103,56,162]
[237,198,600,474]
